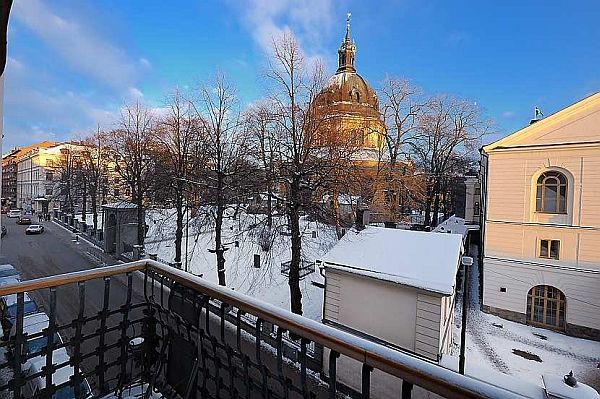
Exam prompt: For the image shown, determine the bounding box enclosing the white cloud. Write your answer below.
[139,58,152,69]
[128,87,144,99]
[502,111,515,118]
[228,0,335,60]
[3,57,120,149]
[12,0,139,89]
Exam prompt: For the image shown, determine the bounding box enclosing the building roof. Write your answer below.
[2,141,56,165]
[320,226,463,295]
[483,92,600,153]
[102,202,137,209]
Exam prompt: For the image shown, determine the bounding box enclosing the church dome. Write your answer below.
[312,15,380,118]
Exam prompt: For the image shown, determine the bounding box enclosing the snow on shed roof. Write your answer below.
[319,227,463,295]
[102,202,137,209]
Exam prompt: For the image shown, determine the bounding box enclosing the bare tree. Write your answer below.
[107,101,157,245]
[266,31,328,315]
[410,95,488,227]
[81,127,110,233]
[193,73,250,286]
[377,77,425,220]
[155,89,206,268]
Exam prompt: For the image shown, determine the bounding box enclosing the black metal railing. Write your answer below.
[0,260,526,399]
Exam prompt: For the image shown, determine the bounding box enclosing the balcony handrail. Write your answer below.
[0,260,527,399]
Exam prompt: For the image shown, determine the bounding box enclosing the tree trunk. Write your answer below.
[174,190,184,266]
[135,184,144,246]
[215,172,226,286]
[432,188,441,228]
[288,176,303,316]
[332,191,342,239]
[91,186,98,232]
[81,178,87,221]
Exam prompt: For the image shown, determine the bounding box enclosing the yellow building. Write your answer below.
[481,93,600,339]
[312,16,384,167]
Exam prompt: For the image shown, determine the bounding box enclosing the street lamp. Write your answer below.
[459,255,473,375]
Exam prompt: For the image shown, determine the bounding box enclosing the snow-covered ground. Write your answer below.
[144,208,337,321]
[451,245,600,391]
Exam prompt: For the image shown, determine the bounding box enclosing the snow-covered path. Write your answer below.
[453,245,600,390]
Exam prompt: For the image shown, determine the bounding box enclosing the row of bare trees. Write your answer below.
[57,32,488,316]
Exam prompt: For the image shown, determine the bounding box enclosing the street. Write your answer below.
[0,216,147,393]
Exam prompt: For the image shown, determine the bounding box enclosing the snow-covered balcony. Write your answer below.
[0,260,547,398]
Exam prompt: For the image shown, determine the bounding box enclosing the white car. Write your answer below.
[25,225,44,235]
[23,357,91,398]
[7,209,21,218]
[0,264,20,280]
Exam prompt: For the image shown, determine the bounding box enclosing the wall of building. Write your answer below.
[482,112,600,335]
[322,269,450,398]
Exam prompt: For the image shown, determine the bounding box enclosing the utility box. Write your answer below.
[102,202,143,256]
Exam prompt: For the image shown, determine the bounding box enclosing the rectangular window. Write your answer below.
[46,172,53,181]
[45,187,53,196]
[539,239,560,260]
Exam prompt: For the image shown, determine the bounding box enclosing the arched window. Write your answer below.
[536,171,567,213]
[526,285,566,329]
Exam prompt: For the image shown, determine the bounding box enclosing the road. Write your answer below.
[0,216,147,394]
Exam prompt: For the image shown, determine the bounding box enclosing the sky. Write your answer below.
[3,0,600,151]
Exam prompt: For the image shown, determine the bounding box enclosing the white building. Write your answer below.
[481,92,600,339]
[319,227,463,397]
[16,143,83,213]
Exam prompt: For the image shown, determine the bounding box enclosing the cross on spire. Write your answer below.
[337,12,356,74]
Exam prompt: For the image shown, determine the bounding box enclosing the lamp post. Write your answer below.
[459,255,473,374]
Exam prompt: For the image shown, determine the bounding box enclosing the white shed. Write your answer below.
[319,227,463,397]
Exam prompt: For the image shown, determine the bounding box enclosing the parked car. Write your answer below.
[25,225,44,235]
[16,217,32,225]
[0,292,39,340]
[7,209,21,218]
[0,264,20,280]
[7,312,51,357]
[23,357,91,398]
[1,226,6,238]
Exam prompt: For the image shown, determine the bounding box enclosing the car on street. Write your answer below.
[0,264,20,281]
[0,291,39,340]
[25,224,44,235]
[23,356,92,398]
[7,209,21,218]
[1,225,6,238]
[16,216,32,225]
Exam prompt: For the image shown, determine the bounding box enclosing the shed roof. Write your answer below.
[319,227,463,295]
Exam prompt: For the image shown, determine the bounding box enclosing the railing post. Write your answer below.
[402,380,414,399]
[141,304,157,384]
[72,282,86,399]
[361,364,373,399]
[44,287,58,397]
[11,292,25,399]
[328,350,340,399]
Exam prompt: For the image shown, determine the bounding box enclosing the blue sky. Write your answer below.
[4,0,600,150]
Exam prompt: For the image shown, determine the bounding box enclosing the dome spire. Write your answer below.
[337,12,356,74]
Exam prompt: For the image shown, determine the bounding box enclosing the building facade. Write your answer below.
[2,141,55,209]
[481,93,600,339]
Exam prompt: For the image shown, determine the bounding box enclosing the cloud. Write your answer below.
[502,111,515,118]
[12,0,139,90]
[228,0,335,60]
[3,56,120,149]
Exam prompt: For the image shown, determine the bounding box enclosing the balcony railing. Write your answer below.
[0,260,525,399]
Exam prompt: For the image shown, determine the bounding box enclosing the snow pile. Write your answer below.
[320,226,463,295]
